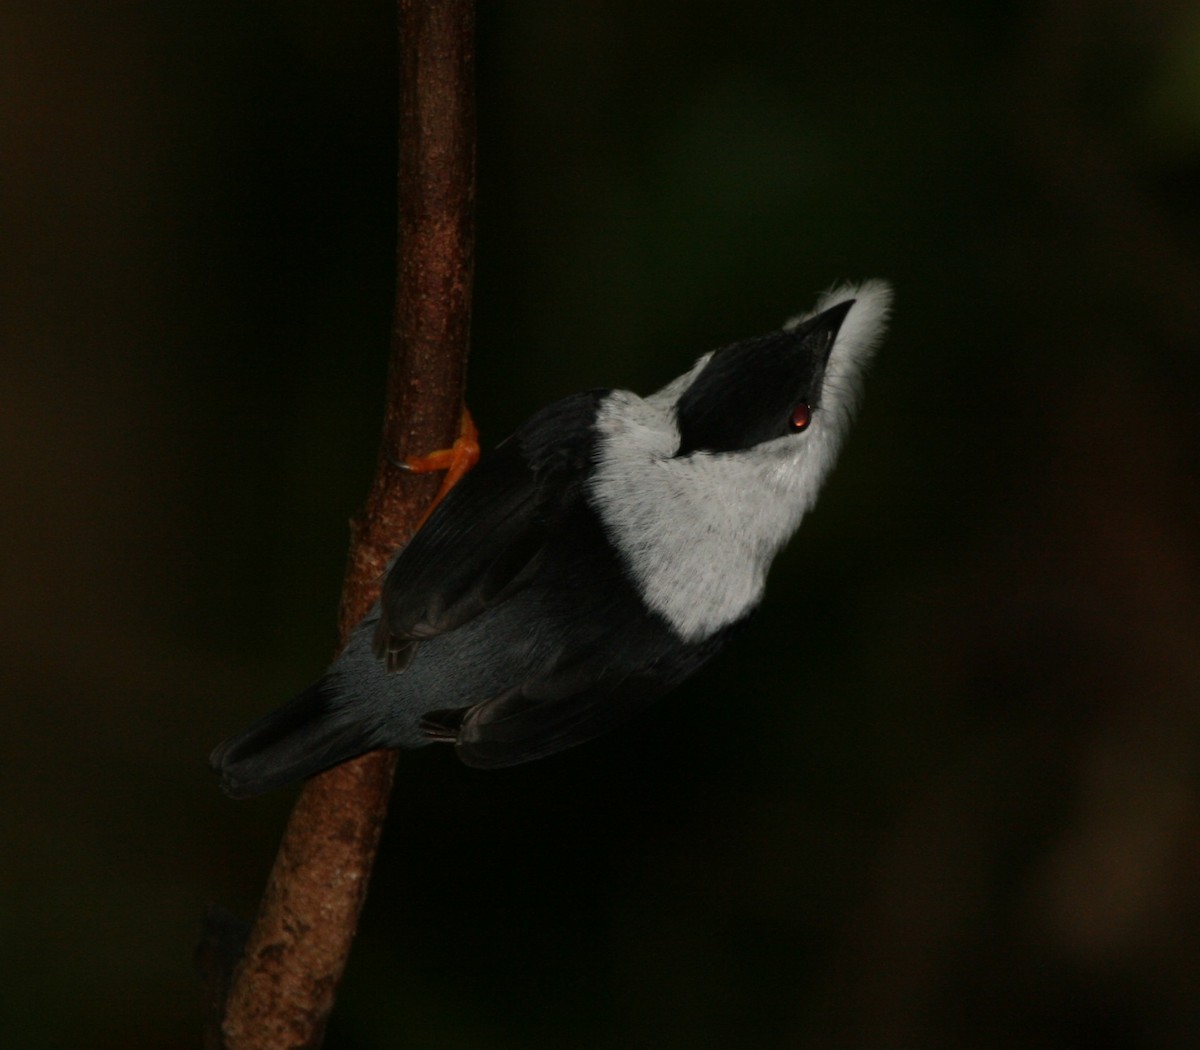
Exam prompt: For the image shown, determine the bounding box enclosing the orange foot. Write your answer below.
[400,407,480,510]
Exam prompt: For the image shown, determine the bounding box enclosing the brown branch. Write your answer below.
[209,2,475,1047]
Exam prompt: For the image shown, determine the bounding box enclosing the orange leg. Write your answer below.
[400,407,481,513]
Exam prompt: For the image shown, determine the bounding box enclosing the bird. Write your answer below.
[210,281,892,797]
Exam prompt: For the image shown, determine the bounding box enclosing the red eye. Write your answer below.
[789,402,812,432]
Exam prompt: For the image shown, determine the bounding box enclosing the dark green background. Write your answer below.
[5,1,1200,1046]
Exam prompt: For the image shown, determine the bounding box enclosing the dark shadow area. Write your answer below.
[4,1,1199,1046]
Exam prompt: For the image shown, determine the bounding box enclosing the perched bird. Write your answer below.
[211,281,892,797]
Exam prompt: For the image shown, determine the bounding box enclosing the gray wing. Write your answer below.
[372,391,604,669]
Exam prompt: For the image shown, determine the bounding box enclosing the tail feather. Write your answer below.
[210,681,379,798]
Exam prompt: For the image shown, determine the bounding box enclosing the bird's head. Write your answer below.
[588,281,892,639]
[651,279,892,465]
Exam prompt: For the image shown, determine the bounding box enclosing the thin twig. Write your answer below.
[207,3,475,1046]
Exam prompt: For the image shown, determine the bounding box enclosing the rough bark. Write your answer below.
[206,2,475,1046]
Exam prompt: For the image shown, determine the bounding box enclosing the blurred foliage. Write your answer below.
[3,0,1200,1047]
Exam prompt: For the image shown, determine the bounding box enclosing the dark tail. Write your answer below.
[209,681,380,798]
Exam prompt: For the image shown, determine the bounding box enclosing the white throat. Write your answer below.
[587,281,891,641]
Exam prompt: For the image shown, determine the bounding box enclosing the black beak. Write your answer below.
[787,298,854,370]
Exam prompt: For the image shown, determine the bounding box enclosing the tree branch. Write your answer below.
[208,3,475,1046]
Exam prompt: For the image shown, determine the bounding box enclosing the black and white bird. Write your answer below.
[211,281,892,797]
